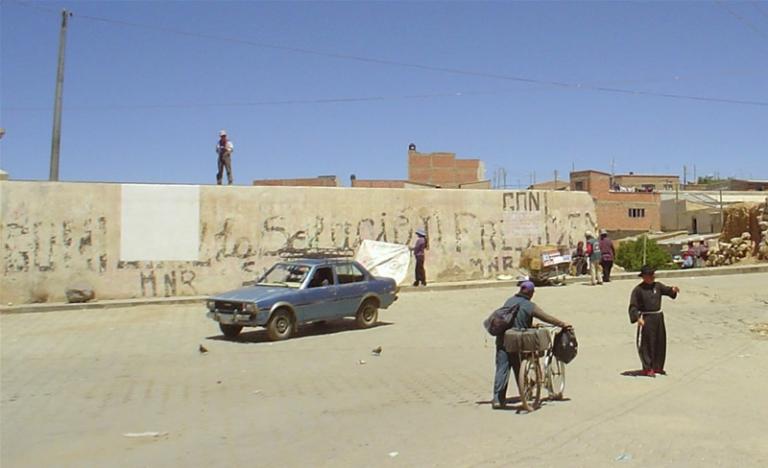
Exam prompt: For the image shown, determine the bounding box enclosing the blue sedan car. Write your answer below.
[206,259,399,340]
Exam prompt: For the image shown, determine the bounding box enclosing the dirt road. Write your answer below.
[2,274,767,467]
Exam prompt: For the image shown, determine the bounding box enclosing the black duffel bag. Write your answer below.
[552,328,578,364]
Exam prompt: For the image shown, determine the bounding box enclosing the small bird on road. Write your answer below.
[199,344,208,354]
[371,346,382,356]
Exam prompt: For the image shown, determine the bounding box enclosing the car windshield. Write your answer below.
[257,264,310,288]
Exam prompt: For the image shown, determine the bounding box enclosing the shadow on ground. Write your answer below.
[206,320,394,344]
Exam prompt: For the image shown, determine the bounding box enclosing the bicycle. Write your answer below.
[517,325,567,411]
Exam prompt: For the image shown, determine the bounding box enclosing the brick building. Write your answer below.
[253,176,339,187]
[570,170,661,235]
[407,149,486,188]
[612,173,680,192]
[350,178,438,189]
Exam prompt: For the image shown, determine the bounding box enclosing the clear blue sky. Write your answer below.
[1,1,767,186]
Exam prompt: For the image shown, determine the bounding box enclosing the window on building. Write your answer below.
[574,181,585,191]
[628,208,646,218]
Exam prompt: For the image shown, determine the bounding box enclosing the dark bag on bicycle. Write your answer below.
[552,328,578,364]
[503,328,551,353]
[483,304,519,336]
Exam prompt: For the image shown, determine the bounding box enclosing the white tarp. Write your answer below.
[355,240,411,285]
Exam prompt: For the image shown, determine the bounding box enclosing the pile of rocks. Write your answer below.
[758,197,768,260]
[706,232,756,267]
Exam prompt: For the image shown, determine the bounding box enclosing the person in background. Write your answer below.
[585,231,603,285]
[681,241,695,269]
[412,228,428,287]
[599,229,616,282]
[216,130,234,185]
[571,241,587,276]
[695,239,709,268]
[492,281,571,409]
[627,265,680,377]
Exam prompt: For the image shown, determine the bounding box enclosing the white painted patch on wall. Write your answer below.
[120,184,200,261]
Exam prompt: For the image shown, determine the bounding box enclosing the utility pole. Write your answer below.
[49,10,71,181]
[719,189,724,230]
[675,184,680,231]
[554,170,559,187]
[683,165,687,187]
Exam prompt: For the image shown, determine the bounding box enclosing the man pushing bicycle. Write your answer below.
[492,281,571,410]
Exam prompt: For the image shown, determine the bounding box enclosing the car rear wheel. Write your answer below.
[267,309,295,341]
[355,299,379,328]
[219,323,243,339]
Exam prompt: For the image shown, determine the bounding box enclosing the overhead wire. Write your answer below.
[754,2,768,20]
[7,0,768,109]
[715,0,768,38]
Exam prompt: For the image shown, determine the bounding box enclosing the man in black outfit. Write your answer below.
[627,265,680,377]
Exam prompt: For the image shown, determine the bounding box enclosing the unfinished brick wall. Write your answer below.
[407,150,484,188]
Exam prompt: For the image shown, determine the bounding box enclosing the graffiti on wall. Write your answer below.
[2,190,596,302]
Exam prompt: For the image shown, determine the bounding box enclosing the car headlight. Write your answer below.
[245,303,258,313]
[206,300,215,310]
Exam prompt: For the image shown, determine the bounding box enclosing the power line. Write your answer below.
[751,1,768,20]
[716,0,768,38]
[9,0,768,108]
[4,83,767,112]
[2,90,489,111]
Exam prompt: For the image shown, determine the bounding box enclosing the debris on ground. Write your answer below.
[199,344,208,354]
[749,323,768,337]
[65,283,95,303]
[358,360,367,365]
[123,431,169,438]
[615,452,633,462]
[389,451,399,458]
[371,346,382,356]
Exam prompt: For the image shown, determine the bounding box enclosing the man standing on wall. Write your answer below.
[216,130,234,185]
[599,230,616,282]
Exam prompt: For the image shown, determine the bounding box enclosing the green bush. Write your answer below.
[615,236,673,272]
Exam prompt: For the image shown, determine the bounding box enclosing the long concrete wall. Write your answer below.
[1,181,597,304]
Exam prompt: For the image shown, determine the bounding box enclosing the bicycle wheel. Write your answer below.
[518,357,542,411]
[546,356,566,400]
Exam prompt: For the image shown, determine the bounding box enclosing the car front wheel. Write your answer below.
[267,309,295,341]
[355,299,379,328]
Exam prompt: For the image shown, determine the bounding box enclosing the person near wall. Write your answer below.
[216,130,234,185]
[627,265,680,377]
[585,231,603,285]
[599,230,616,282]
[695,239,709,268]
[492,281,570,409]
[412,228,428,287]
[571,241,588,276]
[681,241,695,269]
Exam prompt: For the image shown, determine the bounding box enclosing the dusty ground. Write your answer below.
[2,273,767,467]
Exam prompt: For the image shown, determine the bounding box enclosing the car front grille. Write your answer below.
[215,301,243,313]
